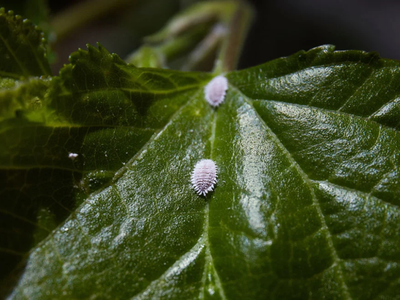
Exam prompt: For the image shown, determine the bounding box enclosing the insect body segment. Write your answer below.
[204,75,228,107]
[191,159,218,196]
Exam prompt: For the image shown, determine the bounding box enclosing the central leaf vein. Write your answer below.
[201,109,228,299]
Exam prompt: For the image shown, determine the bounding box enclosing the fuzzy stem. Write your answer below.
[214,1,253,73]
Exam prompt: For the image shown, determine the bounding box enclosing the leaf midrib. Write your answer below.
[127,86,229,299]
[26,39,50,76]
[201,109,227,299]
[55,85,201,97]
[0,33,29,77]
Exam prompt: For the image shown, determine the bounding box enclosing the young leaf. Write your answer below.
[0,0,51,39]
[7,45,400,299]
[0,77,49,121]
[0,8,51,79]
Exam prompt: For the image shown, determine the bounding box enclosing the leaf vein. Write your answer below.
[337,67,375,112]
[230,83,354,300]
[0,33,29,77]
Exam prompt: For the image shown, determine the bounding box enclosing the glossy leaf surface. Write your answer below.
[4,45,400,299]
[0,41,210,297]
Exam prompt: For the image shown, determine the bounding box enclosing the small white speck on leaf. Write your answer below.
[68,153,78,160]
[191,159,218,196]
[204,75,228,107]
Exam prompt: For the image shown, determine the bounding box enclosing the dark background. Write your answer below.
[44,0,400,71]
[242,0,400,67]
[1,0,399,70]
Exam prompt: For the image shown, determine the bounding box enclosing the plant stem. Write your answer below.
[127,0,253,72]
[214,1,254,73]
[182,24,226,71]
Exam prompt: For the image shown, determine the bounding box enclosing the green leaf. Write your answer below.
[0,0,51,38]
[0,0,56,64]
[5,45,400,299]
[0,8,51,79]
[0,44,211,297]
[0,77,49,121]
[128,46,166,68]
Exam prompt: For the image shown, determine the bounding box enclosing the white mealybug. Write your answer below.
[191,159,218,196]
[204,75,228,107]
[68,153,78,160]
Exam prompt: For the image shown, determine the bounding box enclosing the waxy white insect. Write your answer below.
[68,153,78,160]
[191,159,218,196]
[204,75,228,107]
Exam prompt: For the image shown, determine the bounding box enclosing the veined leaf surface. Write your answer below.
[4,44,400,299]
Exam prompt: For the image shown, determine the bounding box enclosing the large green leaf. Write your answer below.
[0,43,211,297]
[5,44,400,299]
